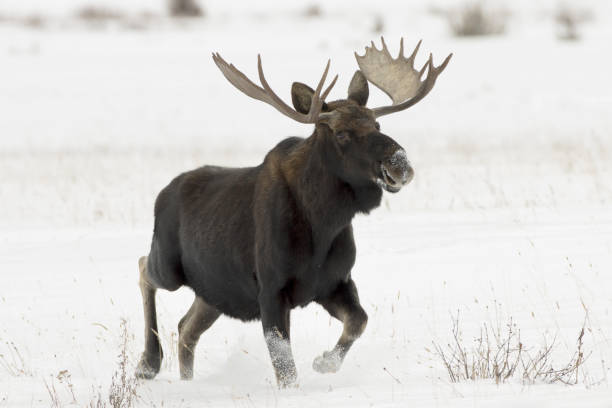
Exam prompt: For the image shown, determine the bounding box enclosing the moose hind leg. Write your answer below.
[178,296,220,380]
[313,279,368,374]
[135,256,164,379]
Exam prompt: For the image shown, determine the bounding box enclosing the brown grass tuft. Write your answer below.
[431,309,593,385]
[168,0,205,18]
[43,319,139,407]
[447,2,508,37]
[0,340,32,377]
[555,5,592,41]
[108,318,139,408]
[75,6,123,22]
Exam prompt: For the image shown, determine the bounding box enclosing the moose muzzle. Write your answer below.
[379,149,414,193]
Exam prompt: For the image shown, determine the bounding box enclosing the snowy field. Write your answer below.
[1,1,611,406]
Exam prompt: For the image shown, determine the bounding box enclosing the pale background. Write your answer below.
[0,1,611,407]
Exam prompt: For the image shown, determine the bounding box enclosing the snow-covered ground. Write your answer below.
[1,1,611,406]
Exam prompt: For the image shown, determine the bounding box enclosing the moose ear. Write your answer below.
[347,70,369,106]
[291,82,315,114]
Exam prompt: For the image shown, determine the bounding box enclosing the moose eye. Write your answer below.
[336,131,350,143]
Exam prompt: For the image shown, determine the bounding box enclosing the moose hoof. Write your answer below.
[135,353,161,380]
[278,375,298,389]
[313,351,342,374]
[276,368,298,388]
[180,367,194,381]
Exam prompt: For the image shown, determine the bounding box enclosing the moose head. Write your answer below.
[213,38,452,194]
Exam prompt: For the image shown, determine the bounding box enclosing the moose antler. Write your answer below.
[355,37,452,118]
[212,53,338,124]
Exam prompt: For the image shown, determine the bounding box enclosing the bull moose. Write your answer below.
[135,38,451,387]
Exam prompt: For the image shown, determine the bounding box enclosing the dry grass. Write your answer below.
[75,6,123,22]
[0,13,46,29]
[160,328,179,372]
[73,6,163,31]
[108,319,139,408]
[372,15,384,34]
[168,0,205,18]
[446,2,508,37]
[431,309,593,385]
[431,312,521,384]
[44,319,139,408]
[0,340,32,377]
[555,5,592,41]
[21,14,45,29]
[301,4,323,18]
[44,370,78,408]
[0,8,163,31]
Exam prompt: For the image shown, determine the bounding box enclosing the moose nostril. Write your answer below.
[387,149,413,185]
[382,166,397,185]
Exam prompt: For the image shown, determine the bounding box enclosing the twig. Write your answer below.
[383,367,401,384]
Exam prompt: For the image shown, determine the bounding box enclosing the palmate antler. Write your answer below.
[212,53,338,124]
[355,37,452,118]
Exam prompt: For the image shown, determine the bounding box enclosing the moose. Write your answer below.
[135,38,451,387]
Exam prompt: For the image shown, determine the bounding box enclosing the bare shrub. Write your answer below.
[75,6,123,22]
[431,311,522,383]
[431,310,593,385]
[43,319,139,408]
[44,377,62,408]
[44,370,78,407]
[0,340,32,377]
[168,0,205,18]
[447,2,508,37]
[372,15,384,34]
[161,329,178,372]
[22,14,45,29]
[555,5,592,41]
[108,319,139,408]
[302,4,323,18]
[57,370,78,404]
[88,389,106,408]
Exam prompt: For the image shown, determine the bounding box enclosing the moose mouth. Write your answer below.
[375,165,402,193]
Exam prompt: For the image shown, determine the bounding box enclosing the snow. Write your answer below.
[1,1,611,407]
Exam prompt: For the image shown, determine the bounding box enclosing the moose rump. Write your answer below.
[147,165,262,320]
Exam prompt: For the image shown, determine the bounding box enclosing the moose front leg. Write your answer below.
[259,292,297,387]
[313,279,368,374]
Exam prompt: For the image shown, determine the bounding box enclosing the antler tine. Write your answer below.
[212,52,269,104]
[371,52,453,118]
[214,52,336,124]
[381,36,390,55]
[418,54,432,78]
[307,59,335,121]
[407,39,422,63]
[321,74,338,101]
[438,52,453,72]
[256,54,306,122]
[355,38,452,118]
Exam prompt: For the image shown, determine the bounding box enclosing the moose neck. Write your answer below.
[284,129,383,235]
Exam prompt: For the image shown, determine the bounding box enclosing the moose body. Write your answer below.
[136,38,451,386]
[149,135,371,318]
